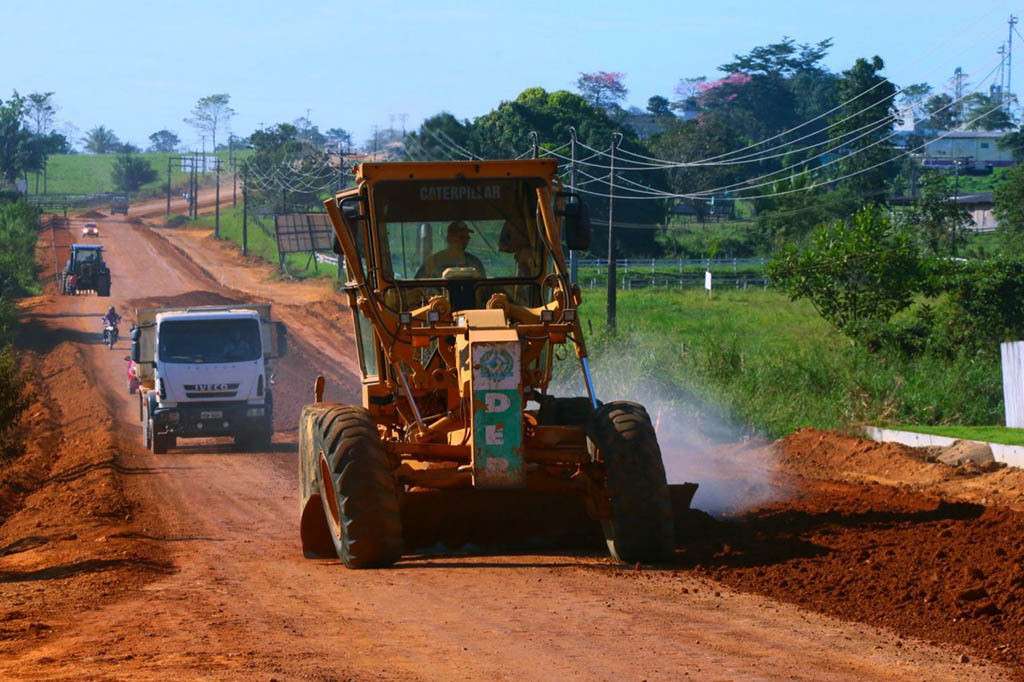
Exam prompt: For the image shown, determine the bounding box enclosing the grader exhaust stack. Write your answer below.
[298,159,697,568]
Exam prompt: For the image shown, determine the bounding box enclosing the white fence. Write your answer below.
[1002,341,1024,428]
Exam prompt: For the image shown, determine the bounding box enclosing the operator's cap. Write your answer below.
[447,220,474,237]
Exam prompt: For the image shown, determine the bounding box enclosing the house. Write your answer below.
[955,192,997,230]
[920,130,1014,170]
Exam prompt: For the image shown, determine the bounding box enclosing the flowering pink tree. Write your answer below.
[576,72,628,109]
[697,72,752,102]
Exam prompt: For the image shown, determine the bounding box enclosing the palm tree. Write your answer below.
[81,126,121,154]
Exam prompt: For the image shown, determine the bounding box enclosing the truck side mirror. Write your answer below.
[275,321,288,358]
[130,326,141,342]
[557,193,591,251]
[130,340,140,363]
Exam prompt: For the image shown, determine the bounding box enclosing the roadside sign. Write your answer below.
[704,270,712,291]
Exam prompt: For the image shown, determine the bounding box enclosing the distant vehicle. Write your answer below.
[59,244,111,296]
[82,222,99,237]
[110,198,129,215]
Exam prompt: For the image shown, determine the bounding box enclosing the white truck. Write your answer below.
[130,304,286,453]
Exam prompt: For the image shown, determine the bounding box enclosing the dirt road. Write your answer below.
[0,215,1019,680]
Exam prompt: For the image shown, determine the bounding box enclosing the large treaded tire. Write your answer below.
[315,405,403,569]
[587,401,674,563]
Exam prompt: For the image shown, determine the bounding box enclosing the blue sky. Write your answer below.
[1,0,1016,150]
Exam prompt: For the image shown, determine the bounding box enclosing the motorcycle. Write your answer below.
[103,323,119,349]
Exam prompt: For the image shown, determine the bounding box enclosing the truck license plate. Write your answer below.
[200,410,222,419]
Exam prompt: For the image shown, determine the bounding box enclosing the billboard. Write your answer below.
[274,213,335,255]
[180,156,220,173]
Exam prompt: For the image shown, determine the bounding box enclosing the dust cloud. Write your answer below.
[553,358,785,516]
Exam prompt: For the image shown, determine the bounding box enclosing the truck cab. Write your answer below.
[132,304,284,453]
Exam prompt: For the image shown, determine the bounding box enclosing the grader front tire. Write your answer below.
[587,401,674,564]
[314,405,403,569]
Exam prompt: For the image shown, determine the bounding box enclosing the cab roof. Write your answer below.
[71,244,104,250]
[353,159,559,184]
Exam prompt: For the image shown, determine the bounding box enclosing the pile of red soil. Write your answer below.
[126,290,244,311]
[78,210,106,219]
[681,430,1024,670]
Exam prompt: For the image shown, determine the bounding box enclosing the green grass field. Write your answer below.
[571,288,1004,439]
[27,151,249,197]
[890,424,1024,447]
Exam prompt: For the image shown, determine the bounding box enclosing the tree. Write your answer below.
[110,153,158,192]
[576,72,628,109]
[898,83,932,122]
[24,92,57,135]
[649,114,745,221]
[828,56,897,198]
[81,125,121,154]
[768,206,921,342]
[646,96,673,118]
[0,94,44,185]
[902,172,973,256]
[325,127,352,151]
[147,129,180,152]
[998,126,1024,163]
[923,93,958,130]
[963,91,1016,131]
[185,93,235,151]
[721,37,833,77]
[993,162,1024,256]
[672,77,706,102]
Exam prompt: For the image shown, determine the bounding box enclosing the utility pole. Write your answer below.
[999,43,1007,105]
[242,164,248,257]
[569,127,578,284]
[214,156,221,238]
[371,125,379,158]
[229,135,237,207]
[954,67,965,126]
[1009,15,1019,110]
[166,157,172,216]
[606,132,622,333]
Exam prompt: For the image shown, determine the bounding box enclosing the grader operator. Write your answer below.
[299,159,692,568]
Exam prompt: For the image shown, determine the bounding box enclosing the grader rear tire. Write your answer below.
[314,405,403,569]
[587,401,674,564]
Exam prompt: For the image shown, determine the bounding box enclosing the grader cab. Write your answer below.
[299,159,694,568]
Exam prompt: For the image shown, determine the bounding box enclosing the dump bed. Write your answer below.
[133,303,277,383]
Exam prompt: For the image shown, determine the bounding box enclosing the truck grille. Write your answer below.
[183,383,240,399]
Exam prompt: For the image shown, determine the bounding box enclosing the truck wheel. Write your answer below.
[151,427,170,455]
[98,279,111,297]
[315,405,402,568]
[587,401,674,564]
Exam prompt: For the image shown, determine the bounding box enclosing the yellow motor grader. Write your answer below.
[299,159,694,568]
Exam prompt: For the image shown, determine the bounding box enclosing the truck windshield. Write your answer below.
[372,177,547,282]
[158,318,262,364]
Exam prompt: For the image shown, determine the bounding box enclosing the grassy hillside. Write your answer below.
[27,151,247,196]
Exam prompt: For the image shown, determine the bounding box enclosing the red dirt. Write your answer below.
[1,214,1022,680]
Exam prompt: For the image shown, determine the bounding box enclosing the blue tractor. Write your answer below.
[60,244,111,297]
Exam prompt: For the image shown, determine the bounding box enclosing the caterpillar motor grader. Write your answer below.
[299,159,696,568]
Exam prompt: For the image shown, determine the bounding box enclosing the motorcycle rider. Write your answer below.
[102,306,122,343]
